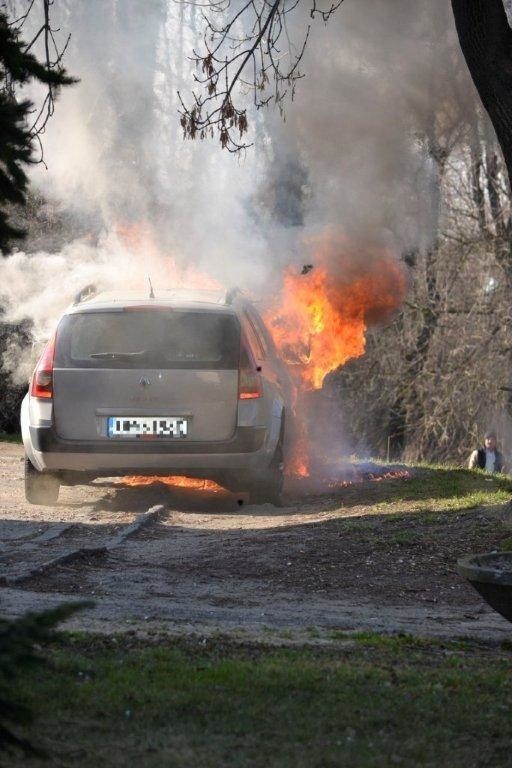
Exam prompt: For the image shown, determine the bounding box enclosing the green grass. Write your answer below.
[330,466,512,556]
[7,633,512,768]
[3,458,512,765]
[0,432,22,443]
[423,468,511,508]
[354,464,512,516]
[385,531,422,547]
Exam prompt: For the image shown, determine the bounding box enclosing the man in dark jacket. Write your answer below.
[468,430,505,473]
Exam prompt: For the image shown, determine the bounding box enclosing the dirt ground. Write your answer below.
[1,441,511,641]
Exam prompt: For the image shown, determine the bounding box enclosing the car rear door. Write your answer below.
[52,307,240,442]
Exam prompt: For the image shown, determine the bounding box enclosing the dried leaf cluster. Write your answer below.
[178,0,343,152]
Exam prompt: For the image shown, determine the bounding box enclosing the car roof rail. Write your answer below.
[73,283,98,305]
[225,287,243,305]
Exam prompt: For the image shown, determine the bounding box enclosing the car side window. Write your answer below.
[243,311,266,361]
[247,309,278,358]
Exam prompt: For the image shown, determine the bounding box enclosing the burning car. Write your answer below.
[21,288,291,505]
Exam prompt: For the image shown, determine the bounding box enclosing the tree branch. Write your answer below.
[178,0,343,151]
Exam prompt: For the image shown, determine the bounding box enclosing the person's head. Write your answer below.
[484,431,497,451]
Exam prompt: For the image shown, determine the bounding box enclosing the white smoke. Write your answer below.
[0,0,478,383]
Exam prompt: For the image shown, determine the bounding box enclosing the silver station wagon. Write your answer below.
[21,288,291,505]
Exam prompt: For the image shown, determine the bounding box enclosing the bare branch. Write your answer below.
[177,0,343,151]
[8,0,75,165]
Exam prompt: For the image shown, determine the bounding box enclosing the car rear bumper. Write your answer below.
[29,424,271,473]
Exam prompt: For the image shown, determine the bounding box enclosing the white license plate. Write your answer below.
[108,416,188,438]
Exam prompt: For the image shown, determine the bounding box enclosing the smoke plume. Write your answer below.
[0,0,476,393]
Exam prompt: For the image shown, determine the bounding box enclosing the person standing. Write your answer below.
[468,431,505,473]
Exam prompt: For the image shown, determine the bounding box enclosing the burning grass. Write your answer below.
[117,464,412,497]
[322,463,512,514]
[128,464,512,608]
[120,475,227,493]
[287,463,412,495]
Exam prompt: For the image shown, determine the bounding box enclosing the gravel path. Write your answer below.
[0,442,510,641]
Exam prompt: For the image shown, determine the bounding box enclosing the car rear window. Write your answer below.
[56,309,240,370]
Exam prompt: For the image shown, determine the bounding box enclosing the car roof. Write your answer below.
[66,289,244,315]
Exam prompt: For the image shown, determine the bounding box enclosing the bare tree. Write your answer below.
[179,0,512,197]
[336,106,512,463]
[178,0,342,151]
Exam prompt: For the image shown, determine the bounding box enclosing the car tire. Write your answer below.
[248,424,285,507]
[24,455,60,506]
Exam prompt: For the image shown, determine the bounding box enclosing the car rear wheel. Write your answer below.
[248,428,285,507]
[24,455,60,506]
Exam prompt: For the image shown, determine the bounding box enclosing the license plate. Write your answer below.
[108,416,188,438]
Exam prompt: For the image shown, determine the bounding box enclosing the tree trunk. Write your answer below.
[451,0,512,185]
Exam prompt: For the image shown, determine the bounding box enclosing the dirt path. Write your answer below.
[0,442,510,641]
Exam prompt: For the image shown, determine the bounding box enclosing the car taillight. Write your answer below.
[238,344,262,400]
[30,331,57,399]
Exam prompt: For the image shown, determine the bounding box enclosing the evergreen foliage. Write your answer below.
[0,602,92,756]
[0,10,76,254]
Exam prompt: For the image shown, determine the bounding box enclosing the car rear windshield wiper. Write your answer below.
[89,351,147,359]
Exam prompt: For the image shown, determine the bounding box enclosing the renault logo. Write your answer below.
[139,376,150,387]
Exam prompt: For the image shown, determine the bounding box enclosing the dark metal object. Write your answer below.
[457,552,512,623]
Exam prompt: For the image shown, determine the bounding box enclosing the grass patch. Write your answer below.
[385,531,422,547]
[415,512,443,525]
[0,432,22,443]
[348,465,512,517]
[328,465,512,560]
[6,633,512,768]
[390,465,512,508]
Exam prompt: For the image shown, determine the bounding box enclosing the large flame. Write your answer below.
[112,226,408,487]
[266,235,407,391]
[265,234,408,477]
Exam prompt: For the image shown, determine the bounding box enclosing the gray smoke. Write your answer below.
[0,0,477,382]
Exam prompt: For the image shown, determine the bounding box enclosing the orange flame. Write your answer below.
[113,226,408,486]
[266,236,407,391]
[121,475,227,493]
[116,222,221,292]
[266,233,408,476]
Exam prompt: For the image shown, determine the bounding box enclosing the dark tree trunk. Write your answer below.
[451,0,512,184]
